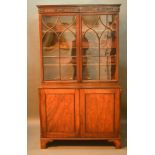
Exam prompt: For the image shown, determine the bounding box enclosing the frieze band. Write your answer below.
[38,6,120,13]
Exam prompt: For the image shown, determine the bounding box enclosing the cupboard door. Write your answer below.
[39,89,79,138]
[80,89,120,138]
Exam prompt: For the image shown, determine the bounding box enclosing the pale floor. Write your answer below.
[28,119,127,155]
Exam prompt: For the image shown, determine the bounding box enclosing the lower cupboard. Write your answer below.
[39,88,121,149]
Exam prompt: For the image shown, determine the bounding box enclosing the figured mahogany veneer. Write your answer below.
[37,4,122,149]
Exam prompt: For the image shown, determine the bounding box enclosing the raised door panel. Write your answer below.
[39,89,79,138]
[80,89,120,138]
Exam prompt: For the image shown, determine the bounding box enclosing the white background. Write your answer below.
[0,0,155,155]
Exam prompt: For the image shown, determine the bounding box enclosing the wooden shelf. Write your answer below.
[82,45,116,49]
[43,46,76,50]
[83,63,116,66]
[43,56,76,58]
[82,47,116,49]
[43,63,76,67]
[82,55,116,57]
[82,47,116,50]
[44,63,115,66]
[43,44,116,50]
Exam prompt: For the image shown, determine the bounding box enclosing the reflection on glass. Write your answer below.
[61,49,76,57]
[60,57,76,64]
[100,48,116,56]
[100,56,116,65]
[42,32,58,48]
[83,57,99,64]
[100,65,116,80]
[59,31,76,57]
[60,16,75,25]
[82,48,98,56]
[82,15,117,80]
[61,65,76,80]
[42,16,76,80]
[44,66,59,80]
[43,57,59,64]
[82,65,99,80]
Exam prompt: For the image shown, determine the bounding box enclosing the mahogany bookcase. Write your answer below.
[37,4,122,149]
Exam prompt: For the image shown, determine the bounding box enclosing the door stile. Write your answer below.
[78,15,82,82]
[39,14,44,83]
[115,13,119,81]
[75,89,80,136]
[76,15,81,82]
[79,89,85,137]
[114,89,121,136]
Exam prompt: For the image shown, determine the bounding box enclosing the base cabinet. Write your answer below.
[39,88,121,149]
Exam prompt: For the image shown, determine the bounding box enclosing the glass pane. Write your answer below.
[42,31,59,56]
[43,57,59,64]
[100,56,116,80]
[60,48,76,57]
[100,48,116,56]
[60,57,76,65]
[43,48,59,57]
[60,16,76,26]
[42,16,57,27]
[100,65,116,80]
[44,65,60,80]
[42,15,76,81]
[83,56,99,65]
[82,14,117,81]
[59,31,76,56]
[82,48,98,56]
[61,65,76,80]
[100,56,116,65]
[82,65,99,80]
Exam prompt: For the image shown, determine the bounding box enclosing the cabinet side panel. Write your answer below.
[114,89,121,136]
[39,89,47,137]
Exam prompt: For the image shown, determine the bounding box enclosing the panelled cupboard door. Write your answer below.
[80,89,120,138]
[39,89,80,138]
